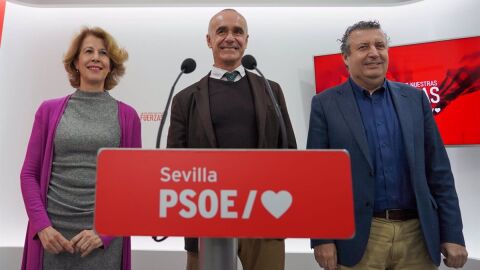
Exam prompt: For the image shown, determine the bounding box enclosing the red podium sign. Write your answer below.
[95,149,354,239]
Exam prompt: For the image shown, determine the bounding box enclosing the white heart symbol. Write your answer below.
[261,190,292,219]
[434,108,441,113]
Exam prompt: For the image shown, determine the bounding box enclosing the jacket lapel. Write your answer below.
[246,71,267,147]
[389,81,415,175]
[193,74,217,147]
[336,81,374,171]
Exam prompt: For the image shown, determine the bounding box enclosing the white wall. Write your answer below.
[1,0,479,265]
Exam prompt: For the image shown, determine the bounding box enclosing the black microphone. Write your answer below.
[181,58,196,74]
[242,55,288,149]
[155,58,196,148]
[241,54,257,70]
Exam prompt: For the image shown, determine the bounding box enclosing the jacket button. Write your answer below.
[366,202,372,208]
[369,170,374,176]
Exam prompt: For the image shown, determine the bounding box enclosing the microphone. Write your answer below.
[241,54,257,70]
[153,58,196,243]
[241,55,288,149]
[181,58,196,74]
[155,58,196,148]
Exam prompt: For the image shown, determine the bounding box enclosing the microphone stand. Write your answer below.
[153,59,195,242]
[156,70,185,148]
[253,67,288,149]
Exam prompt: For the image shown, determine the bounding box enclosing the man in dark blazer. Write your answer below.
[308,21,467,270]
[167,8,296,270]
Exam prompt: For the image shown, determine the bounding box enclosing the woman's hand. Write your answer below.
[38,226,74,254]
[71,230,103,257]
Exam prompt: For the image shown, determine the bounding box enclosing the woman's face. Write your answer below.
[74,35,111,90]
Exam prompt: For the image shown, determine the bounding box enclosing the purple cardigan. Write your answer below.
[20,94,142,270]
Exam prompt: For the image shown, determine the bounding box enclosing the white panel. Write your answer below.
[8,0,421,7]
[1,0,479,263]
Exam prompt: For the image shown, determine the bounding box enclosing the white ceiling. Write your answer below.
[7,0,422,7]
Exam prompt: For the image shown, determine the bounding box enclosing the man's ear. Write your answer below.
[342,54,349,70]
[206,34,212,49]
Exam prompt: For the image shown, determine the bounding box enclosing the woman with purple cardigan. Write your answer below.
[20,27,141,270]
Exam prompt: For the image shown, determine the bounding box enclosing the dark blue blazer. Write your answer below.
[308,80,465,267]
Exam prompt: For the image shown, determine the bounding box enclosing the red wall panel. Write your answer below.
[314,37,480,145]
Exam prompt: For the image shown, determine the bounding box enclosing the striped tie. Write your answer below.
[223,71,239,82]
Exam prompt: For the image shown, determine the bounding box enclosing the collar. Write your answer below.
[349,77,388,96]
[210,65,246,81]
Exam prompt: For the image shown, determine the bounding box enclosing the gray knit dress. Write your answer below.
[43,90,123,270]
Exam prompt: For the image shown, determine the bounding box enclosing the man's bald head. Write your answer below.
[206,9,249,71]
[208,9,248,36]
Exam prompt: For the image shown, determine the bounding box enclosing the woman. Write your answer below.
[20,27,141,270]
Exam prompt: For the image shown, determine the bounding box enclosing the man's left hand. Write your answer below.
[441,242,468,268]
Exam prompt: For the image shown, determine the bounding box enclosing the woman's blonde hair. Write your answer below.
[63,27,128,90]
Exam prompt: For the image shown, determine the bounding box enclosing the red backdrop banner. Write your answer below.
[314,36,480,145]
[0,0,5,47]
